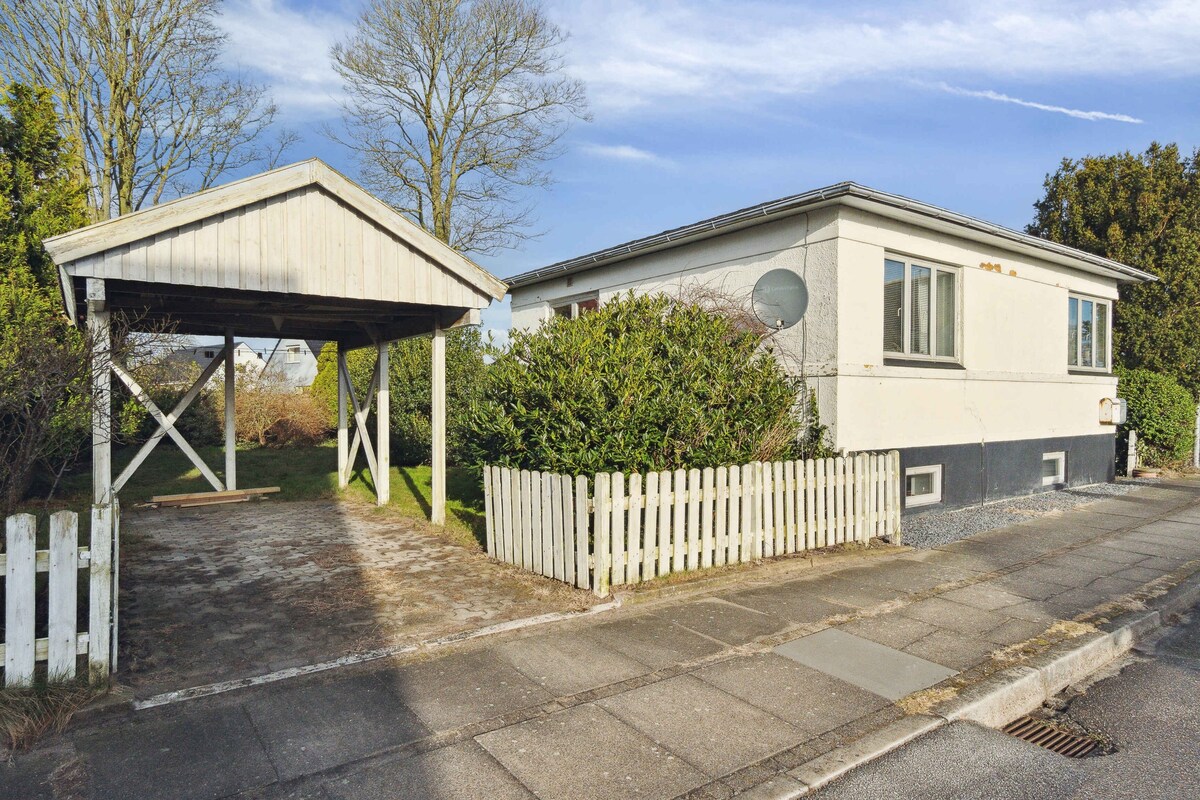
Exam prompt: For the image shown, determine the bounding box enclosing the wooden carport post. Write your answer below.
[224,328,236,490]
[431,320,446,525]
[86,278,114,681]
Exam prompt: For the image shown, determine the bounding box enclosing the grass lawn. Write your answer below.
[38,440,487,548]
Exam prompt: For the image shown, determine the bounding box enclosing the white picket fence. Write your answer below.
[483,452,901,596]
[2,511,91,687]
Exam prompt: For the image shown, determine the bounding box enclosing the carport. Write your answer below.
[43,159,506,679]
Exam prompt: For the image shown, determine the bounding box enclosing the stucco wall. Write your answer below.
[832,207,1118,452]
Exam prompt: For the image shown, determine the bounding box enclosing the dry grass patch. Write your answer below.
[0,681,109,754]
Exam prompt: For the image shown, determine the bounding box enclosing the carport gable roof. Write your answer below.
[44,159,507,345]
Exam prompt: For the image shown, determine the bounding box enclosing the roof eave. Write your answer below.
[506,182,1156,289]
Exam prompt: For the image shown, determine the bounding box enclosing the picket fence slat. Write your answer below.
[2,511,85,687]
[481,451,900,597]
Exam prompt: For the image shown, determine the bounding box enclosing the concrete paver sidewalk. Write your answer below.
[8,480,1200,800]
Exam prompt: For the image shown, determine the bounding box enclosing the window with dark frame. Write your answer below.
[551,294,599,320]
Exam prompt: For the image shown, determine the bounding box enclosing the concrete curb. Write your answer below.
[734,569,1200,797]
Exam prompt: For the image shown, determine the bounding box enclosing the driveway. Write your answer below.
[117,500,595,698]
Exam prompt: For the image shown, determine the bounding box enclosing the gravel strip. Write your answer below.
[901,479,1160,550]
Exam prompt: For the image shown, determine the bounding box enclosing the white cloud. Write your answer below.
[579,143,672,165]
[550,0,1200,114]
[936,83,1143,123]
[216,0,352,119]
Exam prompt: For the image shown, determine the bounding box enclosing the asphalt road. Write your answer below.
[815,605,1200,800]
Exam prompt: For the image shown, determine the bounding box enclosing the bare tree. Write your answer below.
[0,0,288,219]
[330,0,588,254]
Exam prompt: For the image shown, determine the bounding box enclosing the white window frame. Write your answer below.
[1042,451,1066,486]
[286,345,301,364]
[883,254,961,363]
[550,292,599,320]
[904,464,943,508]
[1067,293,1112,372]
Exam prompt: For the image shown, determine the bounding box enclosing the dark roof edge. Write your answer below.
[506,182,1156,288]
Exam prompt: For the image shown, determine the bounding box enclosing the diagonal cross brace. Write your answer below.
[110,361,225,492]
[113,348,228,493]
[340,354,380,489]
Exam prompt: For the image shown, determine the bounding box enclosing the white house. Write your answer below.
[170,340,268,373]
[507,183,1156,513]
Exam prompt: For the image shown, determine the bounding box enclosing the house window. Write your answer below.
[904,465,943,507]
[1068,294,1110,370]
[884,256,958,361]
[1042,451,1066,486]
[286,345,301,364]
[203,350,215,359]
[551,294,599,320]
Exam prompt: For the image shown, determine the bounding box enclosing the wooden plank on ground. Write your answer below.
[151,486,280,504]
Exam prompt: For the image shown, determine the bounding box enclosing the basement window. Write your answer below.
[905,464,943,508]
[1042,452,1066,486]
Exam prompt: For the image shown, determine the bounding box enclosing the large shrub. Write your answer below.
[463,293,810,475]
[311,328,488,465]
[1117,367,1197,467]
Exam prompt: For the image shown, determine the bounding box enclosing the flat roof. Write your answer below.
[507,182,1156,289]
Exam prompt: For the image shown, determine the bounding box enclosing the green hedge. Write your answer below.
[462,293,819,475]
[1117,367,1197,467]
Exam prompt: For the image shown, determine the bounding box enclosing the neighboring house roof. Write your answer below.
[506,182,1157,289]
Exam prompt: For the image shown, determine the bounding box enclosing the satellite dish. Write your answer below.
[752,269,809,329]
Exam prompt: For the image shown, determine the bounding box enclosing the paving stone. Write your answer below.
[596,675,799,777]
[773,629,957,700]
[476,704,706,800]
[799,576,907,609]
[937,583,1030,611]
[980,617,1053,646]
[836,614,939,650]
[73,705,277,800]
[694,653,887,736]
[898,597,1013,636]
[384,649,553,730]
[244,673,429,780]
[652,598,787,646]
[325,741,534,800]
[587,614,725,670]
[493,630,650,695]
[718,583,853,625]
[901,630,1000,671]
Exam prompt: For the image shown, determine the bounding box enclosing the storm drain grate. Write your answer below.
[1002,716,1098,758]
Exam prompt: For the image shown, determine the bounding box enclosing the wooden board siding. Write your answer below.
[67,187,482,308]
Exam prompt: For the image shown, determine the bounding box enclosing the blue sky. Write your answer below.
[214,0,1200,341]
